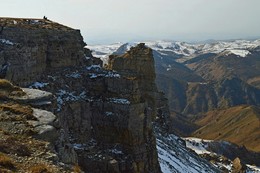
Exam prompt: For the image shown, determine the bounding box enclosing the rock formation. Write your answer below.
[0,17,85,86]
[0,79,69,172]
[0,18,168,173]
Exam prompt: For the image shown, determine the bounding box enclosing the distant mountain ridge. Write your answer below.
[88,39,260,63]
[87,39,260,114]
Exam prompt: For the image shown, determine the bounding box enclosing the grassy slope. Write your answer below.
[0,79,78,172]
[193,105,260,152]
[187,51,260,88]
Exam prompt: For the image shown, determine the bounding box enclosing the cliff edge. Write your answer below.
[0,18,168,173]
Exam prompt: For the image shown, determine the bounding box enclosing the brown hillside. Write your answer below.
[193,105,260,152]
[186,48,260,88]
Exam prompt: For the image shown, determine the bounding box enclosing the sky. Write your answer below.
[1,0,260,44]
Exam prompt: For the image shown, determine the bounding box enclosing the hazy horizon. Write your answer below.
[1,0,260,44]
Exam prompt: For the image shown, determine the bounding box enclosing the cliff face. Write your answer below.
[48,43,163,172]
[0,18,85,86]
[104,43,161,172]
[0,18,166,173]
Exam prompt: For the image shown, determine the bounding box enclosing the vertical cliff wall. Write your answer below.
[0,18,85,86]
[0,18,167,173]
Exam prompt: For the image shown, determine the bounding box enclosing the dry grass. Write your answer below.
[28,164,51,173]
[0,103,35,121]
[73,164,82,173]
[0,79,15,90]
[247,76,260,89]
[0,79,25,97]
[125,76,137,80]
[0,153,15,170]
[0,137,31,156]
[193,105,260,152]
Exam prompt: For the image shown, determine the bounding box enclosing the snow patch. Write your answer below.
[108,148,123,155]
[105,112,113,116]
[66,72,81,78]
[226,49,251,57]
[183,137,212,155]
[0,39,14,45]
[156,134,217,173]
[88,73,104,79]
[246,165,260,173]
[108,98,130,105]
[29,82,49,89]
[105,71,120,78]
[88,71,120,79]
[166,65,172,71]
[85,56,91,60]
[86,64,101,71]
[73,143,87,150]
[56,90,87,111]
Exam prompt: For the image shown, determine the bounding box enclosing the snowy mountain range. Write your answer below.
[87,39,260,63]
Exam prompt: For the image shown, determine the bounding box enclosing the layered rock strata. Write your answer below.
[0,17,85,86]
[0,18,167,173]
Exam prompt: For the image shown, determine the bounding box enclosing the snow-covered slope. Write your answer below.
[157,134,260,173]
[183,137,260,173]
[156,132,221,173]
[87,42,122,63]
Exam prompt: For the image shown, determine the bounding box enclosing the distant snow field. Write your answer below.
[87,43,122,64]
[86,39,260,65]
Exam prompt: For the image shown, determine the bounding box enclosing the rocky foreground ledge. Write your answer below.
[0,79,71,172]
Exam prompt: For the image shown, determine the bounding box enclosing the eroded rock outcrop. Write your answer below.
[0,18,85,86]
[0,18,167,173]
[48,44,164,172]
[0,79,69,172]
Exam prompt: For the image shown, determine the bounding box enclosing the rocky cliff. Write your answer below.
[0,17,85,86]
[0,18,168,173]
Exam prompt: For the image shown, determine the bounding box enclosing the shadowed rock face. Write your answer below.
[40,44,164,173]
[0,18,85,86]
[103,43,161,172]
[0,19,165,173]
